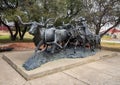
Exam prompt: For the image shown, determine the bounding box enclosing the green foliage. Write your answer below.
[1,0,83,22]
[1,0,119,36]
[82,0,120,34]
[66,0,83,15]
[0,33,33,43]
[54,17,70,26]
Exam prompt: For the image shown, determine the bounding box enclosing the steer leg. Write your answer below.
[35,40,44,52]
[51,32,63,53]
[74,39,78,54]
[51,44,56,53]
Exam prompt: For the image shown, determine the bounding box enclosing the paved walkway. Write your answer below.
[0,51,120,85]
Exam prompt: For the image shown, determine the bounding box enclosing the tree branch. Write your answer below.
[100,17,120,37]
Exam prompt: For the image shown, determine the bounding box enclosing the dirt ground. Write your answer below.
[0,31,35,51]
[0,42,35,51]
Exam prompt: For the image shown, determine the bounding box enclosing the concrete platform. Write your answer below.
[2,50,118,80]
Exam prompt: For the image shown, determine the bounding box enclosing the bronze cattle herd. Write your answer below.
[0,0,101,54]
[17,16,101,53]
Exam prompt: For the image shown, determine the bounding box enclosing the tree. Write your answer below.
[0,0,30,41]
[0,0,19,40]
[0,16,18,40]
[65,0,83,19]
[0,0,18,10]
[48,0,84,26]
[2,0,119,40]
[82,0,120,36]
[100,17,120,37]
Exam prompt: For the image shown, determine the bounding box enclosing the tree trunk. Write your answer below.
[14,21,28,40]
[0,19,20,41]
[19,26,28,40]
[95,24,101,35]
[0,19,14,40]
[95,28,101,35]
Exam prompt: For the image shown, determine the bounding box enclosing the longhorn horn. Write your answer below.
[44,18,55,26]
[53,16,60,24]
[36,22,44,27]
[15,15,32,26]
[4,0,18,9]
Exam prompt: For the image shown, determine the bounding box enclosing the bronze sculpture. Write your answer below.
[16,16,101,70]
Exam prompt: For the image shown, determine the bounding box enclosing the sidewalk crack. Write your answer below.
[62,72,90,85]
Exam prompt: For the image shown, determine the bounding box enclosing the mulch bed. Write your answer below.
[0,47,14,52]
[0,42,35,52]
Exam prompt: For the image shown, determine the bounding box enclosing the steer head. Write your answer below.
[16,15,56,35]
[16,15,44,35]
[28,21,43,35]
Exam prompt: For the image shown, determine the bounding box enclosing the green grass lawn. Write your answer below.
[101,35,120,49]
[0,35,10,40]
[0,36,33,43]
[101,35,120,51]
[0,32,33,43]
[101,42,120,48]
[101,35,111,40]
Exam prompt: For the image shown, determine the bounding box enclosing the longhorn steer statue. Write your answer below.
[17,16,74,53]
[28,22,74,53]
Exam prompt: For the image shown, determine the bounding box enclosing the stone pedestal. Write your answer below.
[2,50,117,80]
